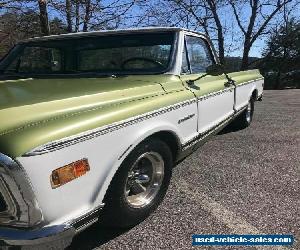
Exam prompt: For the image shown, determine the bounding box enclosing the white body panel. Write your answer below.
[255,79,264,97]
[235,79,264,110]
[198,88,235,133]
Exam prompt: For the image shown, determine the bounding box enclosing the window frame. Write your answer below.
[181,33,216,75]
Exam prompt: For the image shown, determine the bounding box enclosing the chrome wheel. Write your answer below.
[246,101,252,123]
[125,152,164,208]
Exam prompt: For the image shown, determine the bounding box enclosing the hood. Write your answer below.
[0,75,169,157]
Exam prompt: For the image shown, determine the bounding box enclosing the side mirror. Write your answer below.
[206,64,224,76]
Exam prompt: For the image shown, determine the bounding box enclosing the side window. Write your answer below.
[12,47,63,74]
[185,36,213,74]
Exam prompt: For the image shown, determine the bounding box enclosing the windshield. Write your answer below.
[0,32,175,76]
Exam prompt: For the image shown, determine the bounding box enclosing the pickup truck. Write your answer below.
[0,27,263,249]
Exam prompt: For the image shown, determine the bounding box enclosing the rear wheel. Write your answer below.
[101,138,173,228]
[234,97,254,129]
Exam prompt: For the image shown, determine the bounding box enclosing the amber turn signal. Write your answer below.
[51,159,90,188]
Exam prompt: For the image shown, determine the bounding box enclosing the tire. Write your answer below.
[100,138,173,228]
[234,97,254,129]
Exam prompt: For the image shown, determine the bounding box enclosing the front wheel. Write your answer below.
[101,138,173,228]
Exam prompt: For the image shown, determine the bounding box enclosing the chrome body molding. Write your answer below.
[0,153,42,227]
[68,204,104,232]
[236,77,264,88]
[24,98,198,156]
[23,86,242,156]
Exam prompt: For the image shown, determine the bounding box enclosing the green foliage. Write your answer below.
[0,11,67,59]
[260,19,300,89]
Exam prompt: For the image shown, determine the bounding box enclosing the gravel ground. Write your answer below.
[68,90,300,250]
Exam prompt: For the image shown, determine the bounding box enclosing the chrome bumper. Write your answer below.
[0,203,104,248]
[0,224,75,249]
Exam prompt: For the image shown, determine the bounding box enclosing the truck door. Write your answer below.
[180,35,235,134]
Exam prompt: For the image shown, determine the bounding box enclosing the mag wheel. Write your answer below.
[101,138,172,228]
[235,97,254,129]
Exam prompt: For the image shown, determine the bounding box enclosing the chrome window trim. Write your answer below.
[0,153,42,227]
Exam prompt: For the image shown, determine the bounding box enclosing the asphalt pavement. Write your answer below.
[68,90,300,250]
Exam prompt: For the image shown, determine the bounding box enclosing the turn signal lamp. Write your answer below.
[51,159,90,188]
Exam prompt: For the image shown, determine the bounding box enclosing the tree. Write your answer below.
[0,10,41,57]
[37,0,50,35]
[0,10,67,59]
[136,0,226,64]
[65,0,72,32]
[261,19,300,89]
[229,0,294,70]
[49,0,136,32]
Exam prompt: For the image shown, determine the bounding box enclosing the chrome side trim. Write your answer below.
[236,78,264,88]
[69,204,104,232]
[0,153,42,227]
[24,98,198,156]
[24,80,258,156]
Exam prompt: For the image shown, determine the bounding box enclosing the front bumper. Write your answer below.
[0,203,104,248]
[0,224,75,249]
[0,204,104,249]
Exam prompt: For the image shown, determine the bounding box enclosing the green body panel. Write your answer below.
[0,69,262,157]
[0,75,189,157]
[229,69,263,85]
[180,74,228,96]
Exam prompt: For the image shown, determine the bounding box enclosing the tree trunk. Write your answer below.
[83,0,91,32]
[37,0,50,36]
[274,71,282,89]
[240,0,258,71]
[207,0,225,65]
[240,42,251,71]
[66,0,72,32]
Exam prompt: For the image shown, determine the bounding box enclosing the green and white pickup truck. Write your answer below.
[0,27,263,248]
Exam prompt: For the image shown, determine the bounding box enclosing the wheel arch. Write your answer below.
[251,89,258,101]
[93,126,183,208]
[144,130,181,162]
